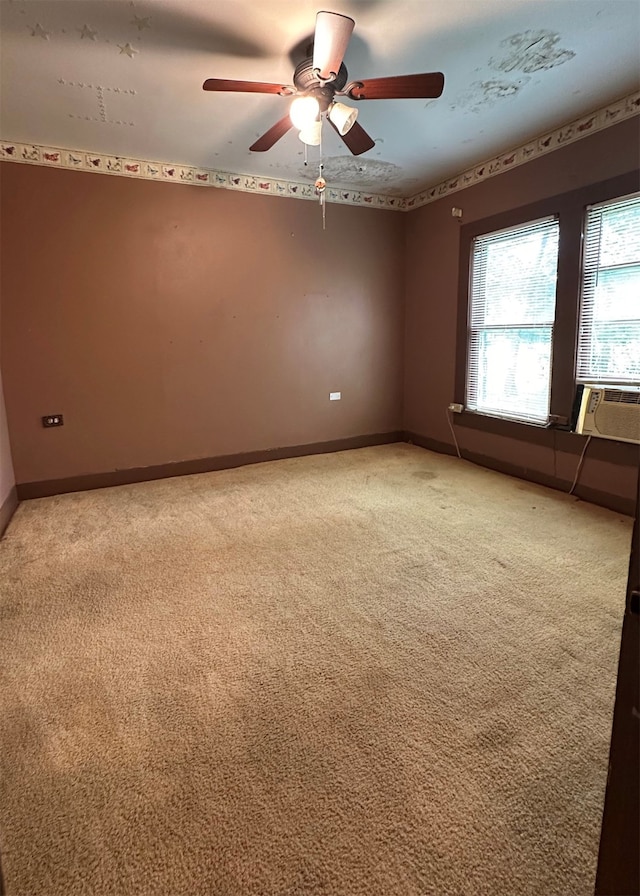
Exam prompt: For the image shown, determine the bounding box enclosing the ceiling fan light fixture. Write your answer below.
[298,121,322,146]
[203,11,444,160]
[328,101,358,136]
[289,96,320,130]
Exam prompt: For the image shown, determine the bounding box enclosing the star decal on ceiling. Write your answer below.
[118,42,138,58]
[29,23,50,39]
[131,15,151,31]
[79,24,98,40]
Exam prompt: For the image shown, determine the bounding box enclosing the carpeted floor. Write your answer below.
[0,444,632,896]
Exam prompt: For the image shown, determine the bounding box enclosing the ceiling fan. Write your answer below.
[202,10,445,156]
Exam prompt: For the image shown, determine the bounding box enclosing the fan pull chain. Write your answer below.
[316,160,327,231]
[316,128,327,230]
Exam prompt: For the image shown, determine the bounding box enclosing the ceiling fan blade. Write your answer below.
[328,119,375,156]
[203,78,293,95]
[250,115,294,152]
[346,72,445,100]
[312,11,355,79]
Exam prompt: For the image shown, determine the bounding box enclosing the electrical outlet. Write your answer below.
[329,392,341,401]
[448,403,464,413]
[42,414,64,427]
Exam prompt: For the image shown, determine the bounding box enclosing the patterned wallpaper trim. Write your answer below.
[1,91,638,212]
[0,141,403,211]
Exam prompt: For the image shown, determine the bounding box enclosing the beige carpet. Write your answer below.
[0,444,632,896]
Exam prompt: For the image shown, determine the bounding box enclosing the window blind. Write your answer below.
[577,192,640,385]
[466,216,559,425]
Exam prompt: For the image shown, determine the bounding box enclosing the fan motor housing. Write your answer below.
[293,58,348,109]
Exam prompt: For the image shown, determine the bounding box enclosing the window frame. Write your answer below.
[454,170,639,438]
[466,215,560,425]
[576,191,640,386]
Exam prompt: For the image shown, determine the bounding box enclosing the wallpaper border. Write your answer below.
[0,140,403,211]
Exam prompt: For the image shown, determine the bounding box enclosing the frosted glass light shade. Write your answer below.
[328,102,357,135]
[298,121,322,145]
[290,96,320,130]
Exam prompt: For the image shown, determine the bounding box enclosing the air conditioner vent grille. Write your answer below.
[594,402,640,442]
[604,389,640,405]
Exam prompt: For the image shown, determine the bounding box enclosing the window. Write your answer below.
[466,217,559,424]
[577,192,640,385]
[456,174,640,434]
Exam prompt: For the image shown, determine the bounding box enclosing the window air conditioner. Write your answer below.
[575,385,640,445]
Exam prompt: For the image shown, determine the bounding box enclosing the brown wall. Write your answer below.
[0,164,404,486]
[404,117,640,510]
[1,117,638,507]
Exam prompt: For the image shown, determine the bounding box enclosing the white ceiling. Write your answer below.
[1,0,639,196]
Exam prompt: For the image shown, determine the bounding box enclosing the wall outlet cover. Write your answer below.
[42,414,64,427]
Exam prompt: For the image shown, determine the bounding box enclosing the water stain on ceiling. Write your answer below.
[491,30,576,74]
[299,156,402,190]
[453,78,530,114]
[451,29,573,115]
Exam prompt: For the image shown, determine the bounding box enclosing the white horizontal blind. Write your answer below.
[577,192,640,385]
[466,216,559,424]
